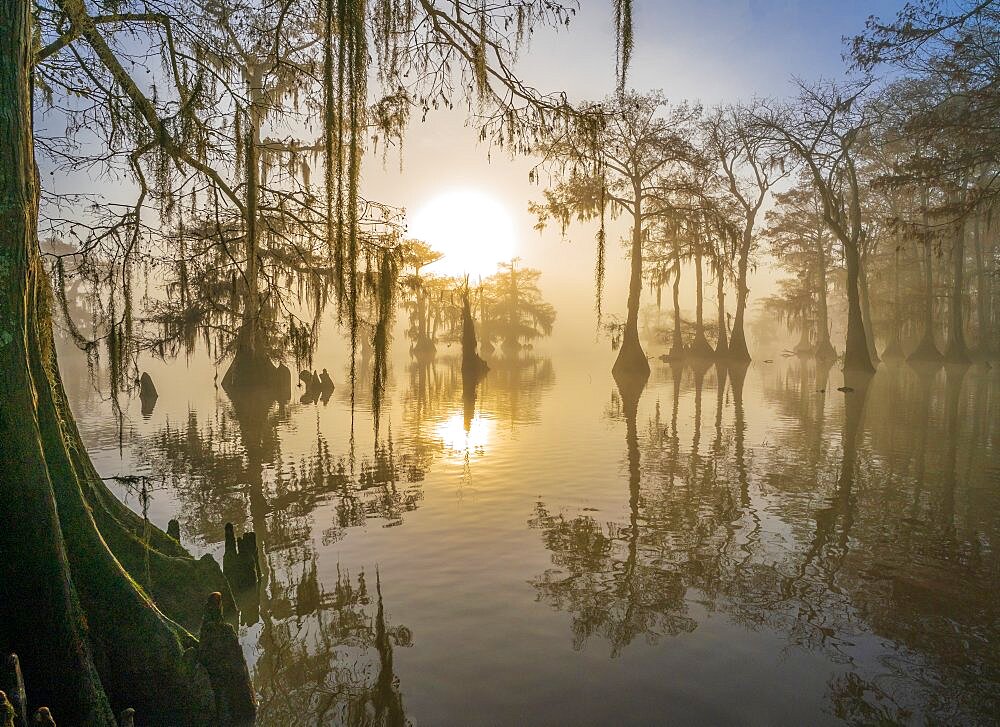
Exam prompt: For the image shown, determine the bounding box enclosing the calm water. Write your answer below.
[61,341,1000,725]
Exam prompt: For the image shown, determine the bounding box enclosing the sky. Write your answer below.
[363,0,910,352]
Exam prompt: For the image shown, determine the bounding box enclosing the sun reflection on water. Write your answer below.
[435,411,494,458]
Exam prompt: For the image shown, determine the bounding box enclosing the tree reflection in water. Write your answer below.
[137,382,419,725]
[530,358,1000,724]
[255,567,411,726]
[135,349,556,724]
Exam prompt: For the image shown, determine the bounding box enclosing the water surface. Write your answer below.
[62,343,1000,725]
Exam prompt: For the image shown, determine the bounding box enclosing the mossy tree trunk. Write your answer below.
[236,67,265,369]
[1,8,233,725]
[1,6,116,719]
[224,69,274,393]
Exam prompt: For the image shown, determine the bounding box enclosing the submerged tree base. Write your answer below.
[688,334,715,360]
[908,333,944,363]
[881,337,904,360]
[815,339,837,361]
[222,347,292,402]
[713,336,729,360]
[725,329,752,364]
[613,337,650,380]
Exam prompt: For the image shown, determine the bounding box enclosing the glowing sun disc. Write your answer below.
[409,189,516,277]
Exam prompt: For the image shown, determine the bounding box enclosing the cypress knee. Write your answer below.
[197,593,255,726]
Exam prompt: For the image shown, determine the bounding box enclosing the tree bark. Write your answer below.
[689,246,714,358]
[881,240,904,359]
[224,68,272,393]
[0,8,115,717]
[843,239,875,372]
[794,323,812,354]
[243,68,264,357]
[669,246,684,359]
[815,241,836,359]
[727,228,752,362]
[858,253,879,363]
[972,212,994,358]
[613,200,650,379]
[1,8,242,724]
[910,212,942,362]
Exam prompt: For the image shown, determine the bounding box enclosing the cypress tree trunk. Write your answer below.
[224,69,274,394]
[910,215,942,362]
[613,200,650,379]
[1,8,244,724]
[727,228,752,362]
[794,322,812,354]
[944,216,971,363]
[793,265,815,355]
[0,9,114,720]
[973,213,994,358]
[843,239,874,372]
[689,247,714,358]
[815,243,836,359]
[882,241,904,360]
[858,253,879,363]
[669,246,684,359]
[714,265,729,359]
[461,294,488,379]
[244,69,264,355]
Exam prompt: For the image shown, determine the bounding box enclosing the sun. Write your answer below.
[409,189,516,277]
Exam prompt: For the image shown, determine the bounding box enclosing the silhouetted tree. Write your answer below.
[704,103,790,362]
[757,82,879,372]
[480,259,556,352]
[532,91,701,379]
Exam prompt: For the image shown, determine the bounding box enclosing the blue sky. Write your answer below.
[525,1,910,102]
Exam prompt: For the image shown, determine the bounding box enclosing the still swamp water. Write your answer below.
[61,336,1000,726]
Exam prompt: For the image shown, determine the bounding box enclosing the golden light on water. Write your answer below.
[409,189,516,277]
[435,411,494,458]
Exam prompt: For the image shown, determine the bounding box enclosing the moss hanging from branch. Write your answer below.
[595,179,608,324]
[614,0,633,93]
[324,0,371,399]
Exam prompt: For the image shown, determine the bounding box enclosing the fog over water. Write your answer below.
[60,325,1000,724]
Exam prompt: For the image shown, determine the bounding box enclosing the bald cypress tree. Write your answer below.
[1,4,242,723]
